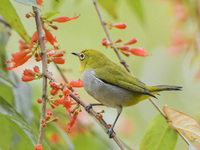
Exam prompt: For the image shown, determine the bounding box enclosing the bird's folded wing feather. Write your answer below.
[94,65,150,94]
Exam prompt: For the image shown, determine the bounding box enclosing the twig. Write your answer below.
[92,0,190,146]
[45,72,126,150]
[33,7,48,144]
[92,0,130,73]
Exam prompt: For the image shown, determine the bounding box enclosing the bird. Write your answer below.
[72,48,182,138]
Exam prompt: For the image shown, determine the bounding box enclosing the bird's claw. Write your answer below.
[107,127,115,138]
[85,104,93,112]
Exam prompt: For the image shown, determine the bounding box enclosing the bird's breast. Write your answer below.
[82,69,141,107]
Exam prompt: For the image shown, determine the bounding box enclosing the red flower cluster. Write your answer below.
[22,66,41,82]
[41,111,59,127]
[6,50,32,70]
[102,37,150,57]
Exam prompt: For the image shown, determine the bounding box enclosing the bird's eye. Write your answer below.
[80,53,85,61]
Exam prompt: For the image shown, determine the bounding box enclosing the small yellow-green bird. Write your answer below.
[72,49,181,137]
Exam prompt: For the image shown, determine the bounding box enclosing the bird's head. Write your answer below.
[72,49,110,73]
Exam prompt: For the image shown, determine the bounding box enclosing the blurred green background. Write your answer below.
[1,0,200,149]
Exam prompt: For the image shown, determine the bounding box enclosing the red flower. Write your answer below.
[19,38,29,51]
[52,117,59,122]
[6,50,32,70]
[36,0,43,6]
[47,50,56,56]
[69,79,83,88]
[34,144,42,150]
[63,97,76,112]
[117,45,129,51]
[29,31,38,50]
[67,111,78,133]
[115,38,122,43]
[122,51,131,57]
[33,66,40,73]
[63,87,70,96]
[102,38,110,47]
[51,57,65,64]
[44,29,57,49]
[50,24,59,30]
[53,97,65,106]
[112,22,127,29]
[52,14,80,23]
[130,47,150,57]
[124,38,137,45]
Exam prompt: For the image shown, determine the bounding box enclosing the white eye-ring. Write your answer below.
[80,53,85,61]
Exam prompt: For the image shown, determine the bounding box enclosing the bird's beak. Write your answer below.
[72,52,79,57]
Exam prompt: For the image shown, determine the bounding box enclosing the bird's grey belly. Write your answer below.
[82,69,135,108]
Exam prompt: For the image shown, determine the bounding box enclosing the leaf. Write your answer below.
[125,0,144,23]
[189,144,198,150]
[14,0,38,7]
[140,114,178,150]
[0,23,10,69]
[9,71,33,122]
[0,0,30,43]
[97,0,118,18]
[42,11,60,19]
[163,105,200,143]
[54,125,74,150]
[0,96,37,147]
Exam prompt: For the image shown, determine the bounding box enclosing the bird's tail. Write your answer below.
[147,85,182,93]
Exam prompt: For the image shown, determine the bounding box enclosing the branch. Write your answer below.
[92,0,190,146]
[33,6,48,144]
[92,0,130,73]
[45,72,126,150]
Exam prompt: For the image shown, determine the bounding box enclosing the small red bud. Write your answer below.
[115,38,122,43]
[37,98,42,103]
[42,123,46,127]
[26,13,32,18]
[124,38,137,45]
[117,45,129,51]
[45,115,51,121]
[52,117,59,122]
[97,114,103,119]
[47,111,53,116]
[113,22,127,29]
[50,24,59,30]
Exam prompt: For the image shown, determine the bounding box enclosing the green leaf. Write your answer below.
[0,117,13,150]
[14,0,38,7]
[140,114,178,150]
[42,11,60,19]
[189,144,198,150]
[0,23,10,69]
[0,96,37,148]
[9,71,33,122]
[125,0,144,23]
[54,125,74,150]
[0,0,30,43]
[97,0,118,18]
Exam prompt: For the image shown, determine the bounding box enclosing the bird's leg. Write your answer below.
[85,103,103,112]
[107,105,122,138]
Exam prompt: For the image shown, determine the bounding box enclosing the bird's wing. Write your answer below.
[94,63,153,96]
